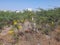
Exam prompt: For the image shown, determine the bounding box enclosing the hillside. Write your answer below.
[0,8,60,45]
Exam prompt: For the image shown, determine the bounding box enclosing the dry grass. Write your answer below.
[0,26,60,45]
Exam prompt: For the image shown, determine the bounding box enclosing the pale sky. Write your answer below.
[0,0,60,10]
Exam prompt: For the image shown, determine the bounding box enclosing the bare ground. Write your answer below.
[0,26,60,45]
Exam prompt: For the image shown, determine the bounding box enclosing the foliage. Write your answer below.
[0,7,60,30]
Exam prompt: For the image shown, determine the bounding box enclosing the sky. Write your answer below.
[0,0,60,10]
